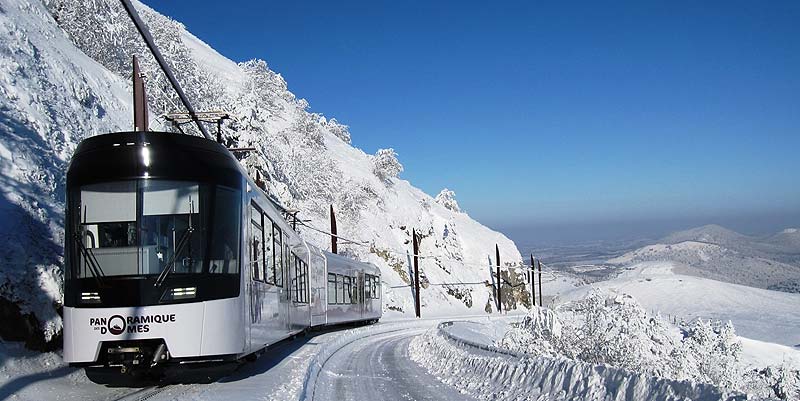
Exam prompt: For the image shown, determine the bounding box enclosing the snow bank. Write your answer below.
[409,321,737,401]
[500,292,746,389]
[491,290,799,399]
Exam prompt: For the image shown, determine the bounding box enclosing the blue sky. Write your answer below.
[145,1,800,240]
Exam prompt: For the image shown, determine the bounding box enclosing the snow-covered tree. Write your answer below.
[556,291,680,375]
[675,319,743,390]
[372,148,403,182]
[325,118,351,144]
[435,188,461,212]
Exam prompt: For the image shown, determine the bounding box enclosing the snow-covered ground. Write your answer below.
[0,318,484,401]
[560,261,800,349]
[410,320,738,401]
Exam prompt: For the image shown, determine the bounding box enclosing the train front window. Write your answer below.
[141,181,201,275]
[67,179,241,306]
[76,181,138,277]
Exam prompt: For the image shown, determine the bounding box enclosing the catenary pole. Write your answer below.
[538,259,543,307]
[530,254,536,307]
[330,205,338,254]
[132,55,148,131]
[496,244,501,313]
[413,229,421,318]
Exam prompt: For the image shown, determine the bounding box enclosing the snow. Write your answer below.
[0,341,130,401]
[739,337,800,370]
[179,27,246,93]
[560,261,800,347]
[409,291,800,400]
[0,0,136,344]
[410,319,737,401]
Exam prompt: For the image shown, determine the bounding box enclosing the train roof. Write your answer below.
[67,131,243,188]
[323,251,381,276]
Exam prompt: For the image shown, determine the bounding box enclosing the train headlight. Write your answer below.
[163,286,196,301]
[80,292,101,304]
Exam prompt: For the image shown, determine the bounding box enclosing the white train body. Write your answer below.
[63,132,381,368]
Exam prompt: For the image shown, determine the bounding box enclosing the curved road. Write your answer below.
[311,329,474,401]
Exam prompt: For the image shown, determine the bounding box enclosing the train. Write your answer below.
[62,131,382,374]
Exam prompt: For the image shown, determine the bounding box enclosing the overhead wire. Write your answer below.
[294,219,561,283]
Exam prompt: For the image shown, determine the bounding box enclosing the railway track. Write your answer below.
[112,385,174,401]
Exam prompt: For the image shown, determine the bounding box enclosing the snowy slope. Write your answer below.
[0,0,526,347]
[561,261,800,348]
[0,0,138,347]
[608,225,800,293]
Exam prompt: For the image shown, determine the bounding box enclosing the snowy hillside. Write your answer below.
[608,225,800,293]
[663,224,800,264]
[0,0,526,348]
[0,0,136,349]
[561,261,800,347]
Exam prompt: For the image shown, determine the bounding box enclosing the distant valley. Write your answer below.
[520,224,800,293]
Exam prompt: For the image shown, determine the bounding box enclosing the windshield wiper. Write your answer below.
[73,233,107,287]
[153,227,194,287]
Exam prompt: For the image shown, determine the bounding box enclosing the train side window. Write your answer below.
[374,278,380,299]
[291,253,298,302]
[336,275,344,304]
[294,257,307,304]
[285,243,290,288]
[364,275,372,300]
[249,203,264,282]
[350,277,359,304]
[303,261,309,303]
[273,225,283,287]
[343,276,351,304]
[263,215,274,284]
[327,273,336,305]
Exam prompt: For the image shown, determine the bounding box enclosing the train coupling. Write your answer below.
[105,340,170,374]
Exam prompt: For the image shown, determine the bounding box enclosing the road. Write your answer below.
[310,328,474,401]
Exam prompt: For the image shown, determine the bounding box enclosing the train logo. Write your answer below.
[108,315,126,335]
[89,314,177,335]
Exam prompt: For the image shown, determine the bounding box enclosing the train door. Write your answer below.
[248,202,268,349]
[288,250,312,331]
[310,251,327,326]
[273,224,290,335]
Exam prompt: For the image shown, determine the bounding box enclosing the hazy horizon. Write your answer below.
[494,210,800,248]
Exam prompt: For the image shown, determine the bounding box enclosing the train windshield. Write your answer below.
[65,180,242,306]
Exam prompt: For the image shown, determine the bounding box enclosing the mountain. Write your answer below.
[0,0,527,348]
[663,224,800,262]
[608,225,800,293]
[661,224,750,249]
[767,228,800,252]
